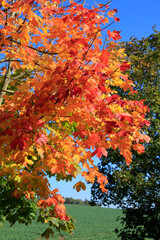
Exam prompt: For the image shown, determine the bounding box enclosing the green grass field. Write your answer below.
[0,205,123,240]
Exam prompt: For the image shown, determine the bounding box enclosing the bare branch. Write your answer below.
[82,33,98,61]
[109,67,119,77]
[88,21,115,38]
[0,60,12,105]
[7,77,26,82]
[10,70,32,80]
[1,89,14,94]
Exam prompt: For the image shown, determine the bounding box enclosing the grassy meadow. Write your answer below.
[0,205,123,240]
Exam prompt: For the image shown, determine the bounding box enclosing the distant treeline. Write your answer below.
[64,197,90,205]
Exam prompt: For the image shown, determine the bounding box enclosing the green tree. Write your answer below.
[91,29,160,240]
[64,197,89,205]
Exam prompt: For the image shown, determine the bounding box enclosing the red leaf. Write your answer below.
[46,197,57,207]
[97,175,108,187]
[116,113,133,123]
[120,62,130,72]
[73,131,87,139]
[19,138,28,150]
[114,17,120,22]
[105,121,119,134]
[92,147,107,158]
[89,133,101,144]
[118,130,130,138]
[98,83,107,93]
[0,129,13,136]
[100,49,110,64]
[10,137,20,150]
[113,9,118,13]
[139,120,150,128]
[10,136,29,150]
[71,87,82,97]
[107,30,121,41]
[107,94,119,104]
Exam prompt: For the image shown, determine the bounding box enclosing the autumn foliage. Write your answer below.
[0,0,150,237]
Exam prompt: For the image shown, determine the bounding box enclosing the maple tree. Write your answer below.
[0,0,150,238]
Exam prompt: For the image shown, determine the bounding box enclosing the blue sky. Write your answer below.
[92,0,160,41]
[49,0,160,201]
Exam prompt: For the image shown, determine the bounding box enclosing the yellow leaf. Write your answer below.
[32,156,37,160]
[37,147,44,158]
[25,158,34,166]
[14,175,21,183]
[73,154,81,162]
[2,0,10,8]
[104,17,109,23]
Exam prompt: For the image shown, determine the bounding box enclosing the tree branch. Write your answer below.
[8,70,32,81]
[1,89,14,94]
[0,60,12,105]
[7,38,58,56]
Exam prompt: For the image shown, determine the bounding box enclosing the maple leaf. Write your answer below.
[97,175,108,193]
[73,181,86,192]
[92,147,108,158]
[107,94,120,104]
[88,133,101,145]
[97,175,108,185]
[35,134,49,146]
[73,131,87,139]
[118,130,131,138]
[116,113,133,123]
[105,121,119,134]
[132,143,145,154]
[37,147,44,158]
[100,49,110,64]
[12,189,21,199]
[113,9,118,13]
[108,9,118,17]
[139,120,150,128]
[98,83,107,93]
[120,62,130,72]
[10,136,29,150]
[71,87,82,97]
[114,17,120,22]
[46,197,57,207]
[107,30,121,41]
[54,204,68,221]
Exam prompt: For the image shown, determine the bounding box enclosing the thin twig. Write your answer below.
[82,33,98,61]
[87,21,115,38]
[7,38,58,56]
[109,68,119,77]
